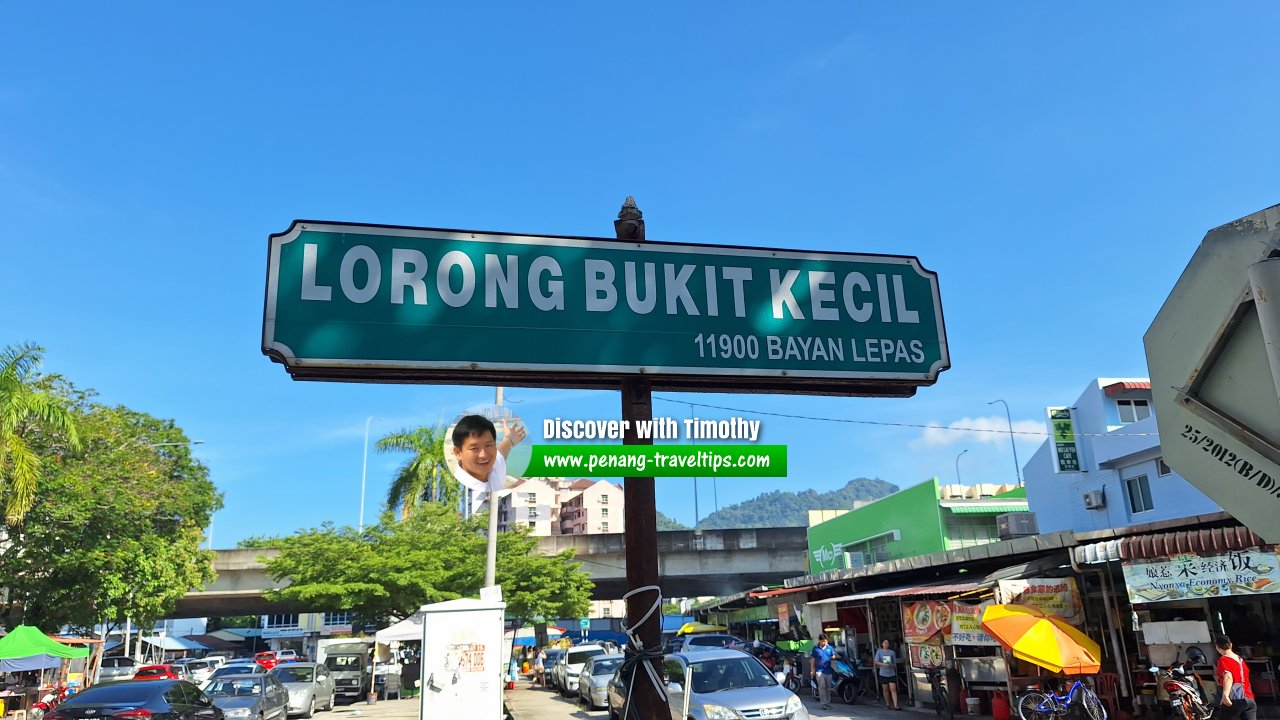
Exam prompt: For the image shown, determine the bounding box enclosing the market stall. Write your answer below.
[0,626,92,716]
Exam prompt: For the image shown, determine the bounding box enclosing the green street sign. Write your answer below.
[579,618,590,630]
[263,221,949,395]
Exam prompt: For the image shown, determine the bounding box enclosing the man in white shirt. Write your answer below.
[452,415,526,507]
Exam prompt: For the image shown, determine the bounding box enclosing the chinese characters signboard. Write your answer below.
[1122,548,1280,603]
[950,602,999,646]
[1048,407,1080,472]
[997,577,1084,626]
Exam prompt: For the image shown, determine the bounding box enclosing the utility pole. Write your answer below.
[485,388,503,588]
[616,198,665,720]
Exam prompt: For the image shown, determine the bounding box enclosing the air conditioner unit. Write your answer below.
[1082,490,1107,510]
[997,512,1039,540]
[843,551,866,570]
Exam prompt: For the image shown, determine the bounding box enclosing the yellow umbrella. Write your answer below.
[676,622,728,636]
[980,604,1101,675]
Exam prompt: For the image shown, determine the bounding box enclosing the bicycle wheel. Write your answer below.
[1018,692,1055,720]
[1081,689,1107,720]
[933,683,944,717]
[935,682,954,720]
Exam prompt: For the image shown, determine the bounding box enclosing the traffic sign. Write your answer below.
[1145,204,1280,541]
[579,618,590,630]
[262,220,949,395]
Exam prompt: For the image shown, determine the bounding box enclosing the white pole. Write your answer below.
[485,389,503,588]
[359,416,374,532]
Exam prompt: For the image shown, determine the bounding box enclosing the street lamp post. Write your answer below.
[988,399,1024,486]
[955,448,969,484]
[358,416,379,532]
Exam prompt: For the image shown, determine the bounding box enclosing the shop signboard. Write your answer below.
[1121,547,1280,603]
[902,601,951,643]
[950,602,999,646]
[997,577,1084,626]
[909,642,945,669]
[1048,407,1080,472]
[777,604,790,629]
[262,221,949,395]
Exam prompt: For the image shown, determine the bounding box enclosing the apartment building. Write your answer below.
[494,477,625,536]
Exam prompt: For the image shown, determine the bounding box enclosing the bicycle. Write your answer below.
[926,668,954,720]
[1017,678,1107,720]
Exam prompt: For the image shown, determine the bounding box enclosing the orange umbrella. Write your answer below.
[980,604,1101,675]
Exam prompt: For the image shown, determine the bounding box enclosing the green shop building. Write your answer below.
[806,479,1031,574]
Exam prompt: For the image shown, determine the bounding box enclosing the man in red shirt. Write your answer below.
[1215,635,1256,720]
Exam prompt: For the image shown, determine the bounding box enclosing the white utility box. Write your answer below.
[419,597,507,720]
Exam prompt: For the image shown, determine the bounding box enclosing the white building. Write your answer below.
[491,477,625,536]
[559,479,624,535]
[1024,378,1221,533]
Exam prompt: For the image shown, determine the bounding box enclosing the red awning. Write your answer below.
[1103,381,1151,397]
[1120,526,1266,560]
[807,581,983,606]
[750,582,842,598]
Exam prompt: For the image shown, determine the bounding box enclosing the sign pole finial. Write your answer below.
[615,196,645,241]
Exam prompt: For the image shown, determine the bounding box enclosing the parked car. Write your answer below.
[134,665,190,681]
[254,652,279,671]
[541,649,564,690]
[275,651,299,664]
[47,679,221,720]
[666,634,745,654]
[96,656,138,683]
[554,644,607,697]
[185,660,218,684]
[660,648,807,720]
[204,675,290,720]
[269,663,335,717]
[577,653,624,710]
[205,664,267,689]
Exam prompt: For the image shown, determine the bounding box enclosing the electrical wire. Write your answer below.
[652,396,1160,438]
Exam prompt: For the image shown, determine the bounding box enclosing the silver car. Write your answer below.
[659,648,809,720]
[204,674,291,720]
[578,653,624,709]
[97,656,138,683]
[269,662,336,717]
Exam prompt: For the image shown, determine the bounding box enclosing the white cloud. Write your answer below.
[912,416,1047,449]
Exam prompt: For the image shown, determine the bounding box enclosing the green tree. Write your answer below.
[376,425,459,519]
[0,385,220,632]
[655,511,689,531]
[263,507,593,628]
[0,342,81,524]
[237,535,282,548]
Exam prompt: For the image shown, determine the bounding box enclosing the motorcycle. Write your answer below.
[1151,648,1213,720]
[809,652,861,705]
[31,685,70,720]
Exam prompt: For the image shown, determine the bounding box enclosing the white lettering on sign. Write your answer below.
[301,243,332,301]
[294,247,926,326]
[340,245,380,304]
[391,248,428,305]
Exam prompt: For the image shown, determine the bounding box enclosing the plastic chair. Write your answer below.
[1094,672,1120,718]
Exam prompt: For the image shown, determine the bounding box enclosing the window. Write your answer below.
[601,508,609,517]
[1157,457,1173,476]
[322,611,351,627]
[265,614,299,629]
[527,493,537,504]
[601,522,609,532]
[528,508,539,519]
[1126,475,1154,513]
[600,495,608,504]
[1117,398,1151,424]
[602,606,612,618]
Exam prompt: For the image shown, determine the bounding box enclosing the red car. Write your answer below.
[131,664,187,680]
[254,651,279,670]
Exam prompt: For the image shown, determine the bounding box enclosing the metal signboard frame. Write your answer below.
[262,220,949,397]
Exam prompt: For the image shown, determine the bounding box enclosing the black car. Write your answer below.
[49,680,222,720]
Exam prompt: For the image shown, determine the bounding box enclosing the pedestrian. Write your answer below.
[1215,635,1256,720]
[875,639,902,710]
[810,634,836,710]
[533,649,546,688]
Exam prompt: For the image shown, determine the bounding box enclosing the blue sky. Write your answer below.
[4,3,1278,547]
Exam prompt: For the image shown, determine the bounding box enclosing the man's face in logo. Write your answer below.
[455,430,497,480]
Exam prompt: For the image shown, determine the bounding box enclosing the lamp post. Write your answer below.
[358,416,380,532]
[988,399,1024,486]
[955,448,969,484]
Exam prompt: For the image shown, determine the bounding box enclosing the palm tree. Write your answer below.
[377,425,459,519]
[0,342,80,524]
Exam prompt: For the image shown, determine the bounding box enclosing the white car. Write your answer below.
[185,658,217,684]
[556,645,608,697]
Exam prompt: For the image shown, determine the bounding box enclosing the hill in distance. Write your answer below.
[657,478,900,530]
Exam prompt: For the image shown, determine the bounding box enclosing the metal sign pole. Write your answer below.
[617,199,665,720]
